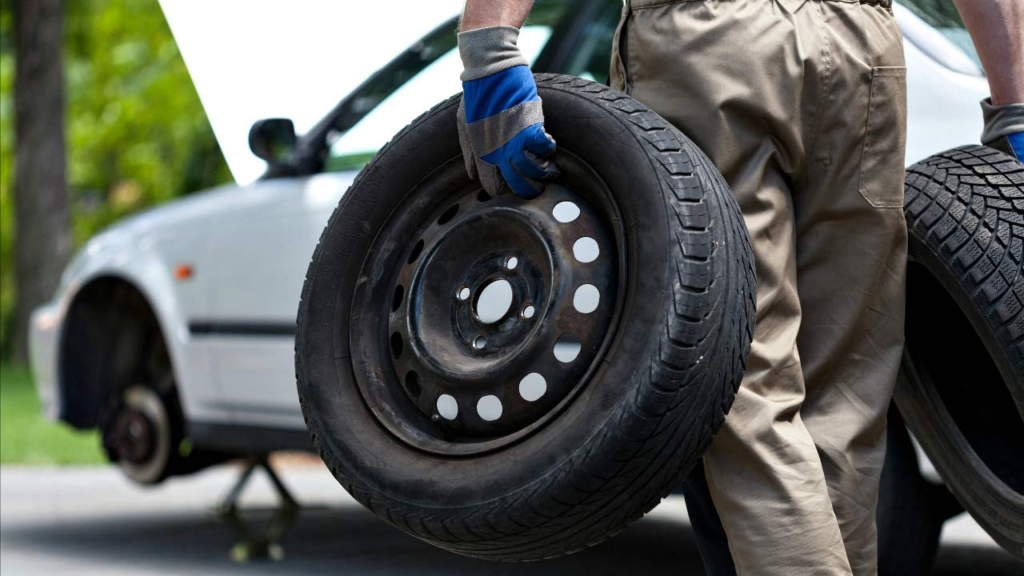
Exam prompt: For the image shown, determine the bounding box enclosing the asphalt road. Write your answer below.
[1,463,1021,575]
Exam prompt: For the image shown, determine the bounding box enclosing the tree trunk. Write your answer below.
[11,0,71,364]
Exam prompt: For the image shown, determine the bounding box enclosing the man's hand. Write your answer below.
[456,24,558,198]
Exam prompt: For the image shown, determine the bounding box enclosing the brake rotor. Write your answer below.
[115,384,173,484]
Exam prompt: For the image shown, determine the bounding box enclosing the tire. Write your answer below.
[896,145,1024,560]
[295,74,756,561]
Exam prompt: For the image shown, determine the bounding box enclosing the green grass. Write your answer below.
[0,363,107,465]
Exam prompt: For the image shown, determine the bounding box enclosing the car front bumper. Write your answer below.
[29,302,63,421]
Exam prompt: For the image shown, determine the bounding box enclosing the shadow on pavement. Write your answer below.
[3,504,1021,575]
[3,505,706,575]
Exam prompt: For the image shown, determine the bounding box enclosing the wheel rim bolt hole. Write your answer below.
[436,394,458,420]
[521,304,535,319]
[519,373,546,402]
[574,284,600,314]
[473,335,487,350]
[553,201,581,223]
[477,396,502,421]
[554,333,582,363]
[457,286,470,301]
[573,237,600,263]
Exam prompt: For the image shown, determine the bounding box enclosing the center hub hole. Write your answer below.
[475,279,514,324]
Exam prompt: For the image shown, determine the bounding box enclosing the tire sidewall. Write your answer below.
[896,241,1024,554]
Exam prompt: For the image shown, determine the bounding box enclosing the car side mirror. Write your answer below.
[249,118,297,165]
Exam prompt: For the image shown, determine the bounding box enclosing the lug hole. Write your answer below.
[437,204,459,225]
[437,394,458,420]
[553,333,582,363]
[457,286,471,301]
[407,239,424,264]
[573,237,600,263]
[477,396,503,421]
[405,371,422,398]
[391,285,404,312]
[505,256,519,271]
[553,201,580,223]
[519,373,547,402]
[390,332,404,359]
[473,335,487,350]
[521,304,536,319]
[574,284,600,314]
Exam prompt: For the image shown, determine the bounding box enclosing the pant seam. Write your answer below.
[807,0,833,160]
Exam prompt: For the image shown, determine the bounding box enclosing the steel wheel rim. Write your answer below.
[349,152,626,456]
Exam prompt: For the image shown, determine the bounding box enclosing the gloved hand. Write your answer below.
[980,98,1024,160]
[1008,133,1024,159]
[457,26,558,199]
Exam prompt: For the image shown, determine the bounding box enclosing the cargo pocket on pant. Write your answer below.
[858,66,907,209]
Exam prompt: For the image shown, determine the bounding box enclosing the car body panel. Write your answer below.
[204,172,354,426]
[31,215,226,424]
[897,4,988,165]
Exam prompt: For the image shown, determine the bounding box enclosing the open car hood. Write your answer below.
[158,0,463,185]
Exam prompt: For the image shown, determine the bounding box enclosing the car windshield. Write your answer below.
[899,0,980,68]
[324,2,578,173]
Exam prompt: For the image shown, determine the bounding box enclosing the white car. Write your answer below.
[31,0,986,505]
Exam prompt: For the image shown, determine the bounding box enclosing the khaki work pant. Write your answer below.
[611,1,908,574]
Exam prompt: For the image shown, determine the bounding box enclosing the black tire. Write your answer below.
[295,74,755,561]
[896,145,1024,560]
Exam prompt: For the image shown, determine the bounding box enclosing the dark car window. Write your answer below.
[899,0,980,68]
[556,1,622,83]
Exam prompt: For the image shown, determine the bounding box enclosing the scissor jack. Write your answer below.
[216,454,300,562]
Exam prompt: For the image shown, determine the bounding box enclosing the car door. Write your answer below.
[205,174,350,428]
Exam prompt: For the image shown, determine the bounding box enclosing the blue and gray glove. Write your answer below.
[981,98,1024,160]
[457,26,558,199]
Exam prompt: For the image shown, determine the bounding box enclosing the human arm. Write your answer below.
[456,0,558,198]
[952,0,1024,158]
[461,0,534,31]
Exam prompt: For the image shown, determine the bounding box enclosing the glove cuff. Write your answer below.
[458,25,529,82]
[980,97,1024,146]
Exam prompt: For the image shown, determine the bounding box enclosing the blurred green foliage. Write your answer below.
[0,0,231,357]
[1,0,15,359]
[0,363,106,464]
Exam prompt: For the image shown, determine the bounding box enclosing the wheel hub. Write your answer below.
[112,408,156,464]
[113,385,174,483]
[387,185,617,438]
